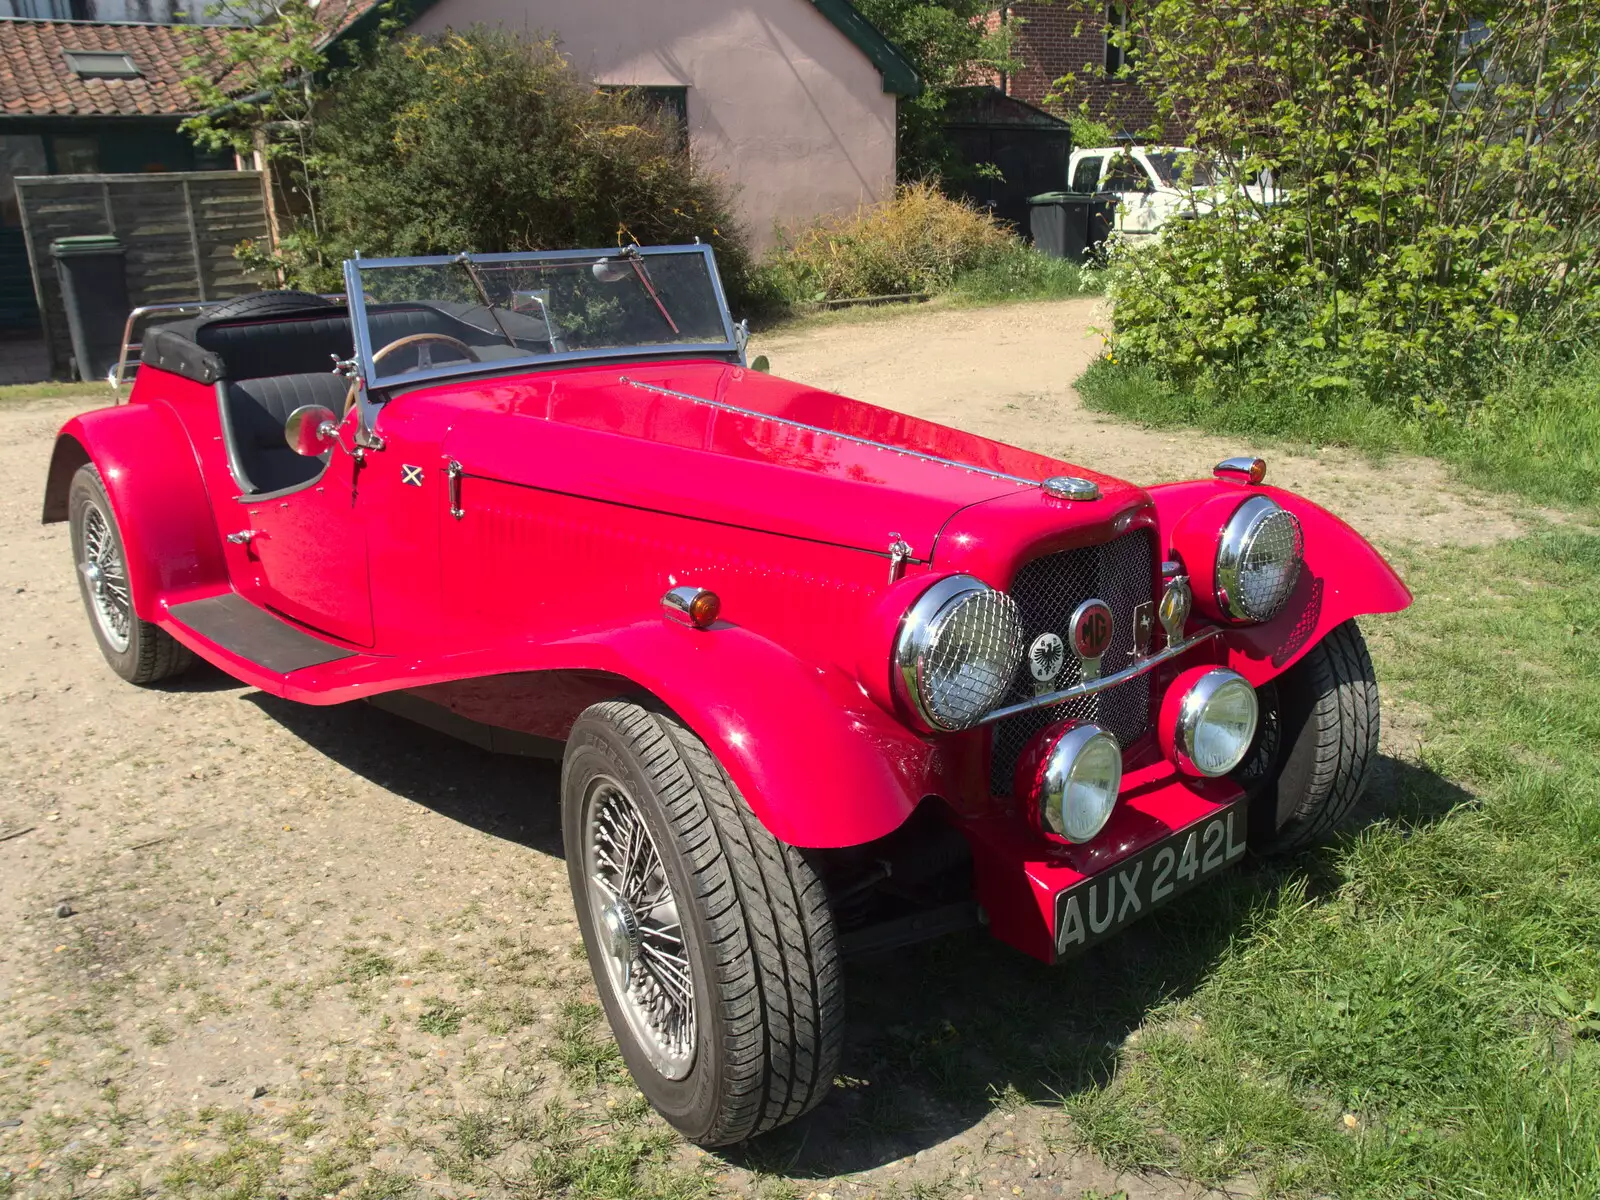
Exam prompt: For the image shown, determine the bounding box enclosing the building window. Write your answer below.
[1105,4,1132,75]
[62,50,143,80]
[601,85,689,150]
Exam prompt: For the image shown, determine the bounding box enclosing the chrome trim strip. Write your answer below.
[978,626,1223,726]
[348,244,714,269]
[620,377,1042,489]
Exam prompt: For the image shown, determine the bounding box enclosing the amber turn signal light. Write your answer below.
[1213,456,1267,485]
[662,585,721,629]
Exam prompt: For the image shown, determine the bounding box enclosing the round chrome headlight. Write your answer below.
[1031,723,1123,843]
[1174,668,1259,777]
[1215,496,1304,621]
[893,575,1023,731]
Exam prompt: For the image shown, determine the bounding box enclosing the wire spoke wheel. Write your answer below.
[582,774,696,1079]
[79,498,132,653]
[563,702,843,1144]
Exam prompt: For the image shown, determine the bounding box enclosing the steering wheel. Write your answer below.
[343,334,483,415]
[372,332,480,375]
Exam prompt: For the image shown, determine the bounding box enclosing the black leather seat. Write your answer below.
[198,308,500,381]
[223,373,352,494]
[199,314,355,380]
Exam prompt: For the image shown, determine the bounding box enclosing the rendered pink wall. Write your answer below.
[408,0,899,252]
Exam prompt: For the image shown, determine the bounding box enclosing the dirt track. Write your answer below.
[0,300,1532,1200]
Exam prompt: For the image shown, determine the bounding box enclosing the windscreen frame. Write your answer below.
[344,244,740,395]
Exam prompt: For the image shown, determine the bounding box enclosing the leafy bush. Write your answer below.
[761,182,1016,303]
[257,29,751,298]
[1082,1,1600,420]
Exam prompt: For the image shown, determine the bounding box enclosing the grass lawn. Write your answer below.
[1057,529,1600,1196]
[0,380,108,405]
[731,529,1600,1199]
[1077,356,1600,514]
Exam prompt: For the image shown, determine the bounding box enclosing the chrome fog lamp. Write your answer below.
[1215,496,1305,621]
[1172,668,1259,777]
[893,575,1023,731]
[1020,722,1123,843]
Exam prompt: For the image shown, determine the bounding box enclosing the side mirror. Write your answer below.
[285,405,339,457]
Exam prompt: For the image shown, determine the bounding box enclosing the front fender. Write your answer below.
[573,619,937,848]
[1151,480,1411,685]
[42,403,227,621]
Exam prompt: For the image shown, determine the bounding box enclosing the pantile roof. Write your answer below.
[1,0,919,122]
[0,17,236,119]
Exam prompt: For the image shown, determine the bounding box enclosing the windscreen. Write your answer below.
[1143,151,1219,190]
[350,248,733,384]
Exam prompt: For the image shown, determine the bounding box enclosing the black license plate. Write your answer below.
[1054,800,1248,958]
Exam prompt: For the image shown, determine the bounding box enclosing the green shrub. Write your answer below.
[761,182,1016,303]
[273,29,752,300]
[1077,1,1600,423]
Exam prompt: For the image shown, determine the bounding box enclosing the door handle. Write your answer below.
[446,460,464,520]
[226,529,258,545]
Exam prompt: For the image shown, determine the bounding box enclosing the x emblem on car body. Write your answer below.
[401,465,424,487]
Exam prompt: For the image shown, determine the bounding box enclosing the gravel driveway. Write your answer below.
[0,300,1547,1200]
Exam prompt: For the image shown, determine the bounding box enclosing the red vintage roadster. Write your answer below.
[43,246,1409,1144]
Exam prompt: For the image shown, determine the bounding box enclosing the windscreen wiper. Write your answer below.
[454,252,520,349]
[609,246,680,335]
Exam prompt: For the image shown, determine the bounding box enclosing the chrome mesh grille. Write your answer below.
[990,529,1156,794]
[921,589,1023,730]
[1237,508,1304,620]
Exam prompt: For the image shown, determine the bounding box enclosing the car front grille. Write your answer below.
[990,529,1156,795]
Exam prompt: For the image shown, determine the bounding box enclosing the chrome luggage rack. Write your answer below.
[109,295,346,399]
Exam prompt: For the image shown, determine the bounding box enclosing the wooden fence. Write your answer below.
[15,171,273,379]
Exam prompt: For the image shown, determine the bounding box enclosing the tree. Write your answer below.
[1095,0,1600,411]
[303,30,750,294]
[854,0,1023,178]
[180,21,751,299]
[179,0,382,280]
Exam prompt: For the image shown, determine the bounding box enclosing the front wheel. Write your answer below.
[562,701,843,1145]
[1238,618,1380,853]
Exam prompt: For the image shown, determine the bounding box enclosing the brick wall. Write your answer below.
[1000,2,1164,136]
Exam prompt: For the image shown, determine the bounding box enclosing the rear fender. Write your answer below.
[1151,480,1411,685]
[42,404,227,620]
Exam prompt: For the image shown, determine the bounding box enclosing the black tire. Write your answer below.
[203,290,334,322]
[68,465,193,685]
[1240,618,1379,853]
[562,701,843,1145]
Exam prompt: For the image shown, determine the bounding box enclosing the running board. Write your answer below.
[167,593,357,674]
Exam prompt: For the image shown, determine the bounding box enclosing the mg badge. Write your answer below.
[1028,632,1066,694]
[1069,598,1114,682]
